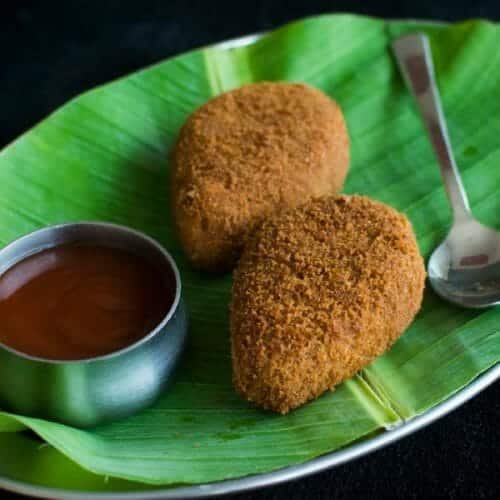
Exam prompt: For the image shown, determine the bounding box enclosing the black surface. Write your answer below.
[1,1,499,499]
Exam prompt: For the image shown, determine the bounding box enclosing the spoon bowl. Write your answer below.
[428,219,500,308]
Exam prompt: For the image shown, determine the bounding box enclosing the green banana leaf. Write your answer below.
[0,13,499,488]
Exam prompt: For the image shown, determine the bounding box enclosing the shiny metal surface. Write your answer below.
[0,222,187,427]
[0,30,498,500]
[392,34,500,308]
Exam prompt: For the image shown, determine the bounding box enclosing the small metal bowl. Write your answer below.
[0,222,188,428]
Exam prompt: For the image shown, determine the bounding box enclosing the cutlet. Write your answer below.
[172,82,349,271]
[231,195,425,413]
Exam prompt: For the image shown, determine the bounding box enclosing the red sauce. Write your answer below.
[0,244,175,360]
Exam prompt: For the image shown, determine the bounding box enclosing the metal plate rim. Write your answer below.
[0,28,499,500]
[1,364,498,500]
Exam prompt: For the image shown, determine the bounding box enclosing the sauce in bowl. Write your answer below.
[0,244,175,360]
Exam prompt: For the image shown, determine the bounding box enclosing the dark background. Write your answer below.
[1,1,499,499]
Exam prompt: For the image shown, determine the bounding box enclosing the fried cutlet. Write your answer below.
[172,82,350,271]
[231,195,425,413]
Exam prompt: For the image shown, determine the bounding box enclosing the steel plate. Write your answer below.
[0,30,498,500]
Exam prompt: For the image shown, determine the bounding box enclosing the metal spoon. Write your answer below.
[392,33,500,308]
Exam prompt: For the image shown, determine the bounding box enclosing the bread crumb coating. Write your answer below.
[231,195,425,413]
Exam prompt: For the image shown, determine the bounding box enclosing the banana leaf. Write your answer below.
[0,14,499,487]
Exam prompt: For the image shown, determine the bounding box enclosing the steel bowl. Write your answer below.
[0,222,188,428]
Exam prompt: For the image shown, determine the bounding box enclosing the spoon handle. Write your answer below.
[392,33,470,222]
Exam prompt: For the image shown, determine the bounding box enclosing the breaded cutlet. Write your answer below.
[231,195,425,413]
[172,82,350,271]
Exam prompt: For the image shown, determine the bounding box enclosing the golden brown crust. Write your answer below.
[231,195,425,414]
[172,82,350,271]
